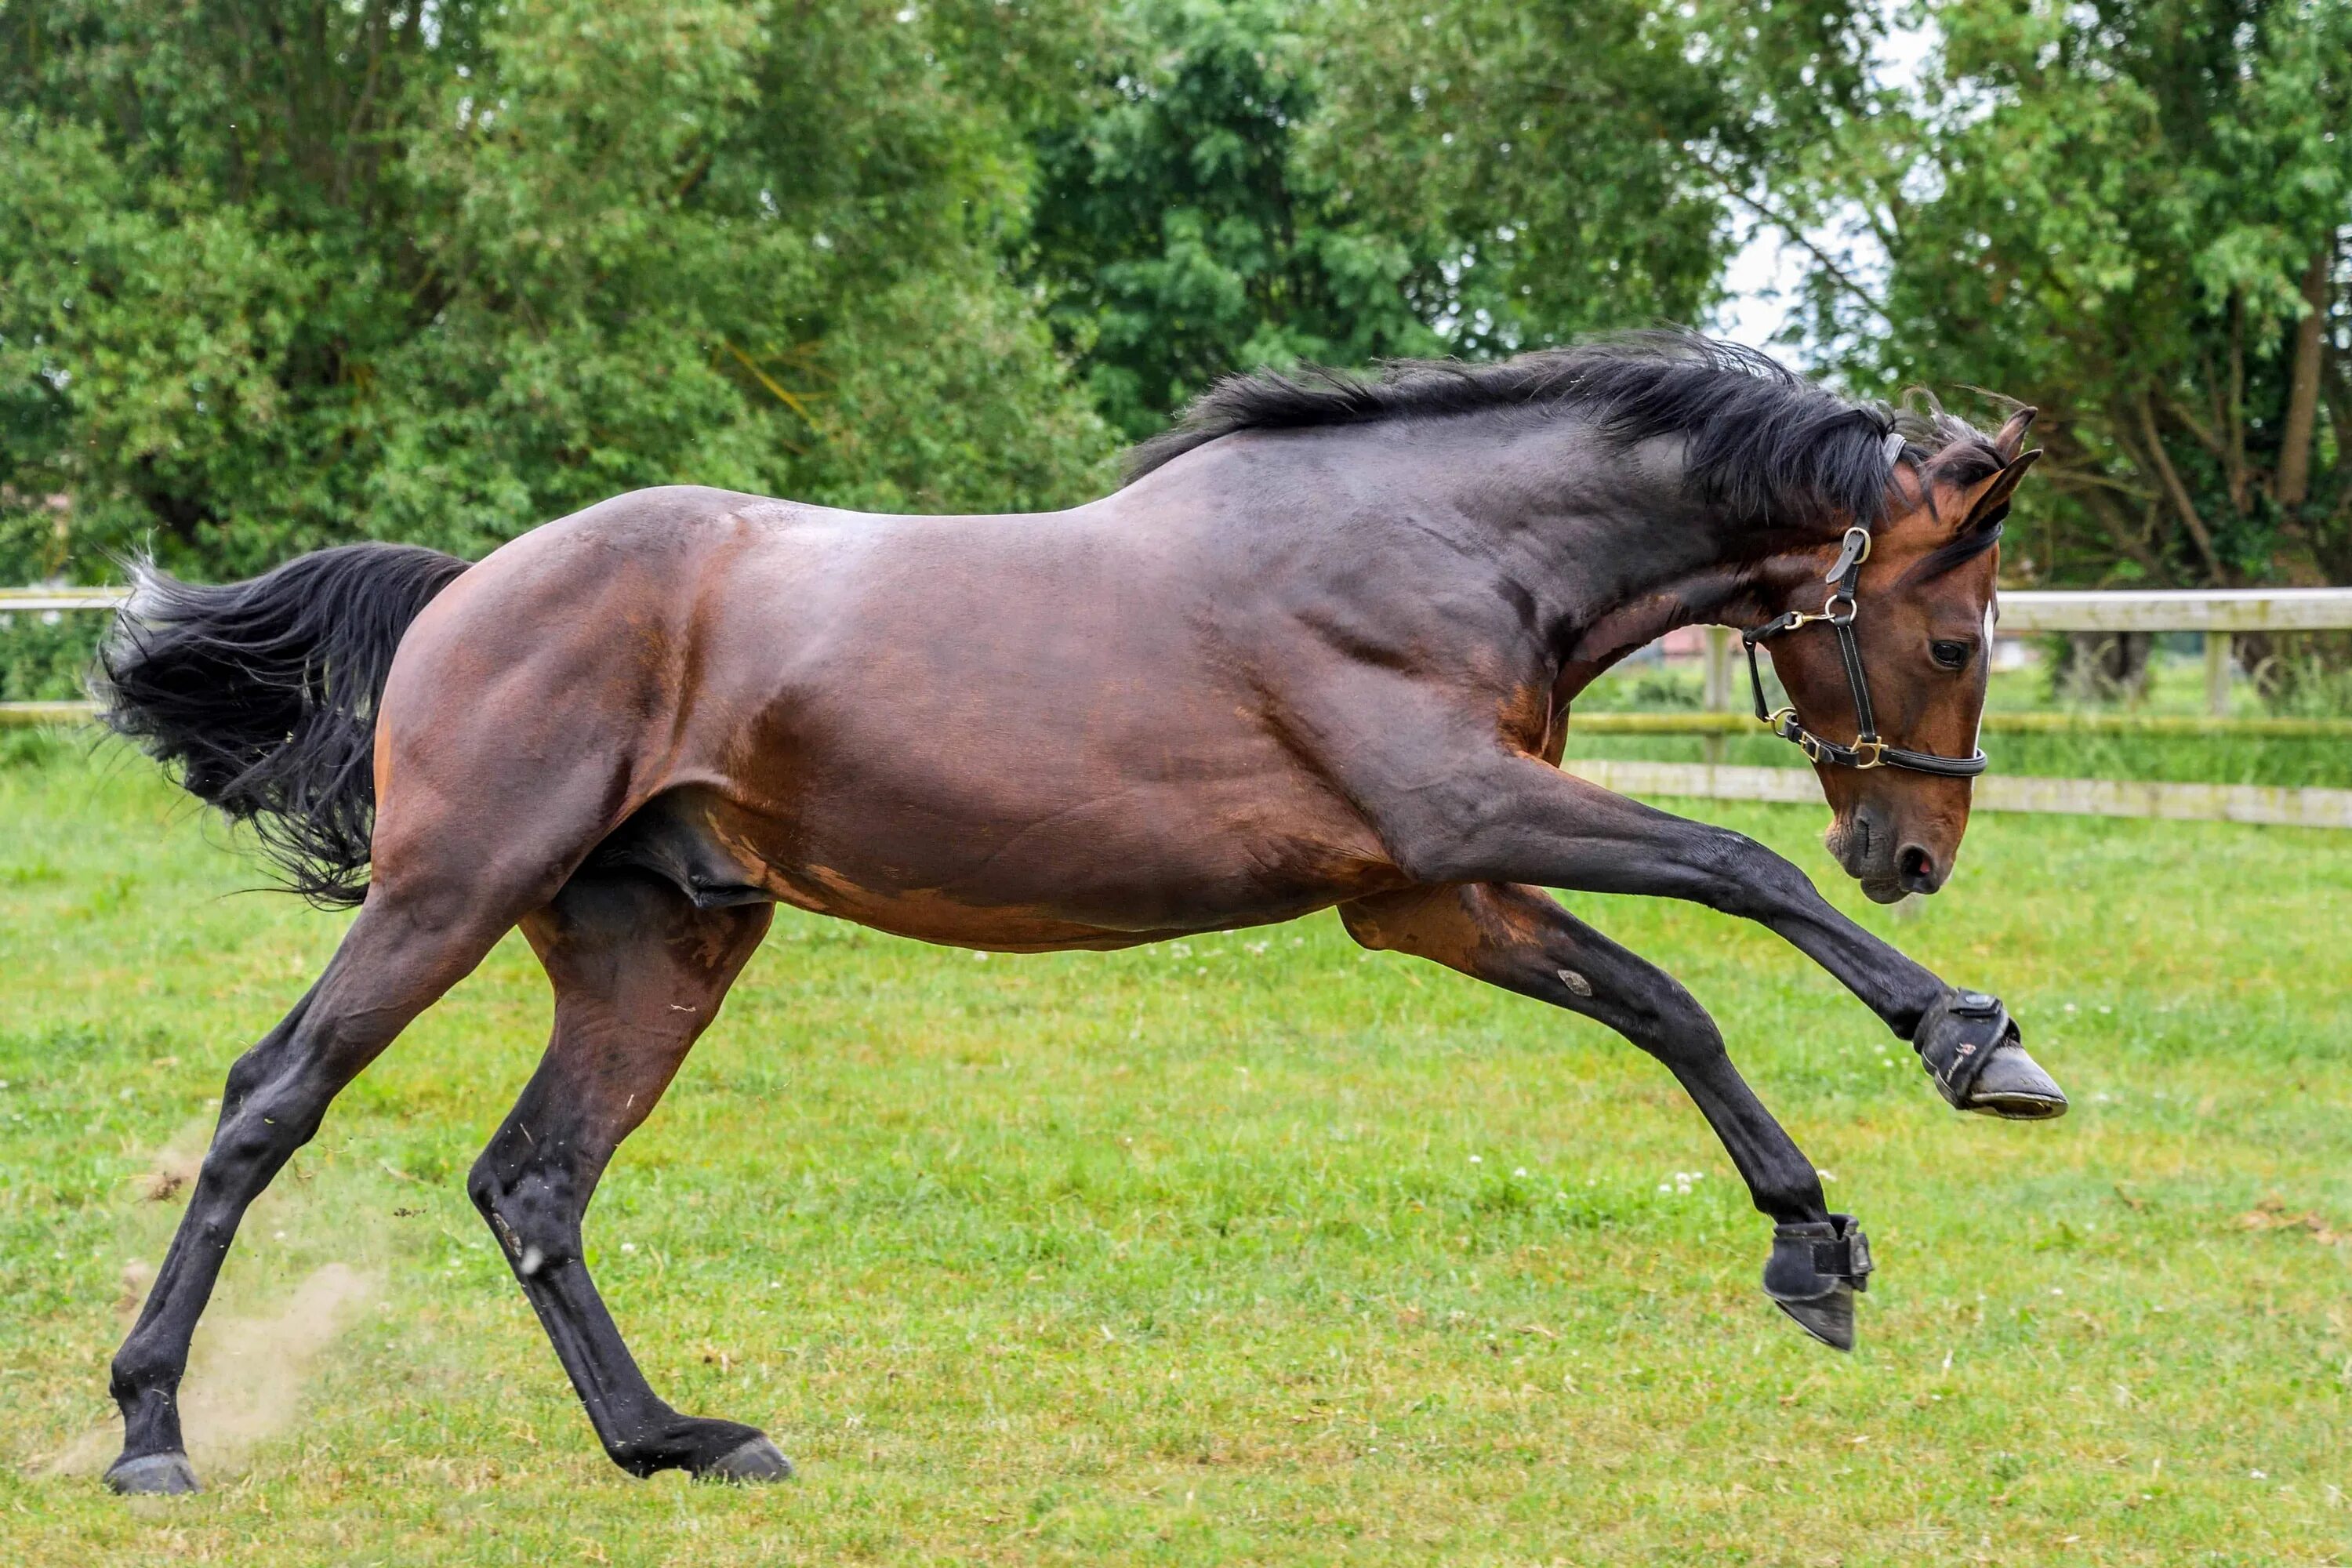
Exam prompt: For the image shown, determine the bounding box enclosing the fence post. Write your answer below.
[2205,632,2232,717]
[1702,625,1733,768]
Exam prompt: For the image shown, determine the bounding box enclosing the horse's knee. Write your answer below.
[110,1339,179,1401]
[1640,985,1720,1054]
[470,1152,586,1271]
[1585,964,1719,1055]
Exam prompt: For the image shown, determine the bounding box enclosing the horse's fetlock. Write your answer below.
[603,1432,674,1477]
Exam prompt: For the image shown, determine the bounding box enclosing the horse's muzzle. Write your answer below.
[1824,808,1922,904]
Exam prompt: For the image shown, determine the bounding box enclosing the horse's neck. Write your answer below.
[1461,436,1782,652]
[1435,423,1837,699]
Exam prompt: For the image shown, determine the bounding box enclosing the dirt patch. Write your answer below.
[2235,1195,2343,1244]
[42,1261,381,1480]
[137,1116,211,1203]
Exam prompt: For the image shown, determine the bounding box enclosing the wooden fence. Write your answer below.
[9,583,2352,826]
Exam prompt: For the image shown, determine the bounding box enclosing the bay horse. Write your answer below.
[95,335,2063,1494]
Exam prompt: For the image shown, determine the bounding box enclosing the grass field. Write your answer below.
[5,735,2350,1566]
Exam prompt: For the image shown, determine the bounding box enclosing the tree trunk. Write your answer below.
[2277,246,2333,510]
[2056,632,2154,704]
[2132,395,2227,584]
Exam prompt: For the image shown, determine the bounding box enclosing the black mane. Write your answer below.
[1126,332,1994,530]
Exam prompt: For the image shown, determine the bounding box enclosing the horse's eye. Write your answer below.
[1929,640,1973,670]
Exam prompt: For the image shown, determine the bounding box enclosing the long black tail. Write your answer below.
[96,543,471,907]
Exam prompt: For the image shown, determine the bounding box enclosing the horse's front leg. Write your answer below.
[1381,757,2064,1118]
[1341,881,1873,1348]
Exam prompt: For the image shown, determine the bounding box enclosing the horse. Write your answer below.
[93,334,2063,1495]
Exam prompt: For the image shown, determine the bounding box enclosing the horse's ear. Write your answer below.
[1955,447,2041,532]
[1991,407,2038,460]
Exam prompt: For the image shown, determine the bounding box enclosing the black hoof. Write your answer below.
[104,1450,200,1496]
[1763,1214,1871,1352]
[699,1434,793,1483]
[1962,1043,2069,1120]
[1772,1283,1857,1351]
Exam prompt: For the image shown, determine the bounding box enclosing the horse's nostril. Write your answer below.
[1898,844,1939,891]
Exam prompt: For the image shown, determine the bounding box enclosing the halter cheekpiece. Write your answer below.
[1737,523,1990,779]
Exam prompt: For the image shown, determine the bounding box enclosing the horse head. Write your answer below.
[1758,407,2041,902]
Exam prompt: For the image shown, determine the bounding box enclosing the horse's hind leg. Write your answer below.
[1343,881,1871,1350]
[104,883,532,1495]
[468,870,783,1481]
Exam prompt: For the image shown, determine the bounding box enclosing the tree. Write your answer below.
[0,0,1118,583]
[1305,0,1883,357]
[1025,0,1882,441]
[1795,0,2350,594]
[1024,0,1440,443]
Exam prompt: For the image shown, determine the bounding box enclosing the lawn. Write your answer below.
[3,735,2350,1566]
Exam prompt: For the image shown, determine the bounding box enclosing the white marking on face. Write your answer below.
[1972,601,1996,750]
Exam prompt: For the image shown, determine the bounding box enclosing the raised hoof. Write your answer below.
[1771,1283,1857,1352]
[1962,1044,2069,1121]
[699,1434,794,1483]
[104,1450,200,1497]
[1917,990,2067,1120]
[1762,1214,1870,1352]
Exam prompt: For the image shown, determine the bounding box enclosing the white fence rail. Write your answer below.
[0,586,130,612]
[1564,759,2352,831]
[1998,587,2352,633]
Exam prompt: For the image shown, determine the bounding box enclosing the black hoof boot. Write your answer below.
[1914,990,2067,1120]
[1763,1214,1873,1352]
[104,1450,201,1496]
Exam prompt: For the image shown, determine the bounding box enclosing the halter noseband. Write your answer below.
[1737,524,1989,779]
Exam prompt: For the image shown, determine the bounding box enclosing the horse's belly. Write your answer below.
[641,776,1403,952]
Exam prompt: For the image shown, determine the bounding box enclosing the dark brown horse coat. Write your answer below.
[96,337,2056,1494]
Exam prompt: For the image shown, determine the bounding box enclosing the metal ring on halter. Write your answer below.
[1824,593,1857,624]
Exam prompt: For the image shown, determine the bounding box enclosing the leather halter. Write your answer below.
[1737,523,1990,779]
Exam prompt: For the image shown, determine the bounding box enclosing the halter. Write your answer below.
[1737,523,1989,778]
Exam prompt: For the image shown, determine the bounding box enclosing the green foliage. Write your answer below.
[1025,0,1876,441]
[1025,0,1441,441]
[0,612,98,702]
[0,0,1118,583]
[6,0,2342,633]
[1800,1,2351,595]
[2,0,1897,588]
[1306,0,1883,357]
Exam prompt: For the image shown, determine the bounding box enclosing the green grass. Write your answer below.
[4,739,2351,1566]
